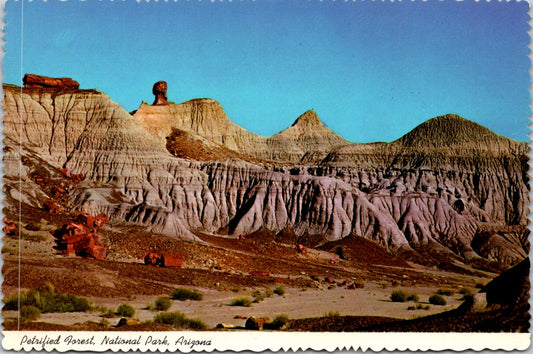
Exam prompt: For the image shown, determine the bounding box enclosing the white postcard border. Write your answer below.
[1,331,531,352]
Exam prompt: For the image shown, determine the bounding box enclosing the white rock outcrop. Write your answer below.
[3,84,528,266]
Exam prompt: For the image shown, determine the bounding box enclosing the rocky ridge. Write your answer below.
[2,83,529,269]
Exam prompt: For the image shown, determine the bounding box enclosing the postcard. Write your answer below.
[1,0,530,351]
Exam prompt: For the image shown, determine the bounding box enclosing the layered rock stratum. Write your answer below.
[2,82,529,269]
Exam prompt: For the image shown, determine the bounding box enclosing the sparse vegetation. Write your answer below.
[324,311,340,317]
[185,317,208,330]
[153,297,172,311]
[408,303,430,311]
[273,286,285,296]
[391,290,419,303]
[154,311,207,330]
[436,289,454,296]
[265,289,274,297]
[429,294,447,306]
[20,305,41,322]
[390,289,408,302]
[115,304,135,317]
[407,293,419,302]
[229,297,253,307]
[8,229,49,242]
[100,308,117,318]
[170,287,203,301]
[270,314,289,330]
[252,290,266,303]
[3,287,91,313]
[416,303,430,310]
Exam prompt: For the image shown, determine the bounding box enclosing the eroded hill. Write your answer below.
[2,82,529,271]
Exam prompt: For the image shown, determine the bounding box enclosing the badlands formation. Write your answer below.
[2,80,529,271]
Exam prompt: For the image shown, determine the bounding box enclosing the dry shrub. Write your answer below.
[429,294,447,306]
[170,288,203,301]
[115,304,135,317]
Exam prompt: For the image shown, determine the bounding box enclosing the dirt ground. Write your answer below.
[2,218,494,330]
[3,284,465,329]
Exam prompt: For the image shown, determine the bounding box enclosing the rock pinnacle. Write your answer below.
[152,81,169,105]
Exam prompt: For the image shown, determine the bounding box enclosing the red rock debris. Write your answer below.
[144,252,183,268]
[325,276,335,284]
[43,200,61,214]
[3,217,17,235]
[50,186,67,199]
[75,212,109,229]
[339,280,350,287]
[297,243,307,255]
[59,168,85,184]
[53,212,109,260]
[249,271,270,277]
[28,172,46,187]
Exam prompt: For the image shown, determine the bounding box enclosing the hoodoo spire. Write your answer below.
[152,80,169,105]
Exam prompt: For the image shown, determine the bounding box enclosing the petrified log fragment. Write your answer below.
[23,73,80,89]
[144,252,161,266]
[161,253,183,267]
[52,212,109,260]
[53,222,90,240]
[75,212,109,229]
[144,252,183,267]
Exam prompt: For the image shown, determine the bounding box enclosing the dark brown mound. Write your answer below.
[288,302,530,332]
[481,257,529,306]
[319,236,412,268]
[166,128,263,163]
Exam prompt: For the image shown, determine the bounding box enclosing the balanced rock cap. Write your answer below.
[23,73,80,90]
[152,80,169,105]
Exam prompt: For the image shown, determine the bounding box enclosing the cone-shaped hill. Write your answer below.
[273,110,345,140]
[320,113,527,168]
[265,110,349,162]
[394,114,519,148]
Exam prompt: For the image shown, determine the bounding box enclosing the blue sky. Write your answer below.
[3,0,530,142]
